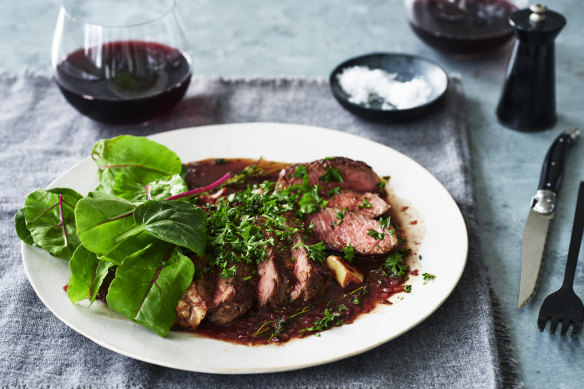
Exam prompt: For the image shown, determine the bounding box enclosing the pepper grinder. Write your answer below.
[496,4,566,132]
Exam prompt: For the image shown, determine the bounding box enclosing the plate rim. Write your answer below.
[21,122,468,374]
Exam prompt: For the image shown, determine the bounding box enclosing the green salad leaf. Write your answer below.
[92,135,182,193]
[113,173,189,202]
[75,191,137,255]
[67,245,113,303]
[24,188,83,260]
[14,207,35,246]
[122,200,207,256]
[99,232,155,266]
[106,242,194,337]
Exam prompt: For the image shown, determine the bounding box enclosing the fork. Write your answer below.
[538,181,584,336]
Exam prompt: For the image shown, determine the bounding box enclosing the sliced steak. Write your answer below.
[326,190,390,218]
[175,260,215,330]
[277,157,383,194]
[257,246,294,306]
[290,234,332,301]
[207,263,255,324]
[307,208,398,255]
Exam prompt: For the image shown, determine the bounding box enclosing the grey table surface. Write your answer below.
[1,0,583,387]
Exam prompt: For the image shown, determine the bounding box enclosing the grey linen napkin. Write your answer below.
[0,72,520,388]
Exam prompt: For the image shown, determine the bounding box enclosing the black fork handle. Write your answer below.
[562,182,584,288]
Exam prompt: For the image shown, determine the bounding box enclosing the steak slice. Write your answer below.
[307,208,398,255]
[175,260,215,330]
[290,234,332,301]
[257,245,294,307]
[326,190,390,219]
[207,263,255,324]
[277,157,383,194]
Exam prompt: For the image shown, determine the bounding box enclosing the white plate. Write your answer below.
[21,123,468,374]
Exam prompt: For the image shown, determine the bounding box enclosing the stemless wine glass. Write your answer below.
[51,0,192,124]
[405,0,527,58]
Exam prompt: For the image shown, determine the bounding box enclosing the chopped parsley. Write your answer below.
[367,229,384,240]
[379,216,391,230]
[343,244,355,262]
[377,178,387,189]
[404,285,411,293]
[293,165,308,178]
[383,250,410,277]
[422,273,436,284]
[292,241,327,263]
[320,166,344,184]
[336,210,346,225]
[328,186,341,196]
[358,197,372,209]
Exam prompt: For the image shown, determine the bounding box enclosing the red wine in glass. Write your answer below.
[55,41,191,124]
[407,0,519,57]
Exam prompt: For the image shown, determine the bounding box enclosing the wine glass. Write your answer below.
[51,0,192,124]
[405,0,527,58]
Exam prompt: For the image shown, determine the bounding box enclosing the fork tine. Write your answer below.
[549,318,560,334]
[572,323,583,336]
[538,316,548,331]
[560,321,570,336]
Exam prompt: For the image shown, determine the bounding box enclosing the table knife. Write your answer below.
[518,128,580,309]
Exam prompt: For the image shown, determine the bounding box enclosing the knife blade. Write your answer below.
[518,128,580,308]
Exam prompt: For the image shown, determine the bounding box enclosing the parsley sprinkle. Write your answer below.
[422,273,436,284]
[293,241,327,263]
[367,229,384,240]
[243,275,252,281]
[343,245,355,262]
[336,210,345,225]
[358,197,372,209]
[383,250,410,277]
[404,285,412,293]
[379,216,391,229]
[377,178,386,189]
[328,186,341,196]
[320,166,344,184]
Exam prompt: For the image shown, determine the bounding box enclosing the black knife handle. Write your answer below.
[538,129,579,192]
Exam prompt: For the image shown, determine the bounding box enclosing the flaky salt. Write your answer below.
[337,66,432,110]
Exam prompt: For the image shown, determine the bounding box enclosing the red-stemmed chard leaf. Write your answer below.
[67,245,113,304]
[75,192,137,255]
[106,242,194,337]
[92,135,182,194]
[166,173,229,200]
[113,174,189,202]
[24,188,82,260]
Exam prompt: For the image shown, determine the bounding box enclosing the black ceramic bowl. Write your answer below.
[330,53,448,122]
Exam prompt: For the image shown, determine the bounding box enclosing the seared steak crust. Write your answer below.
[257,246,295,307]
[277,157,383,194]
[207,263,256,324]
[175,257,216,330]
[307,208,398,255]
[326,190,390,218]
[290,234,332,301]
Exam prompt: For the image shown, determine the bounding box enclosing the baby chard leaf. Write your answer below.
[92,135,182,193]
[75,192,137,255]
[99,232,155,266]
[67,245,113,303]
[106,242,194,337]
[125,200,207,256]
[14,207,35,246]
[24,188,82,260]
[113,173,189,202]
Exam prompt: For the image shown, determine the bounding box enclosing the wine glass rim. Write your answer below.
[61,0,176,28]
